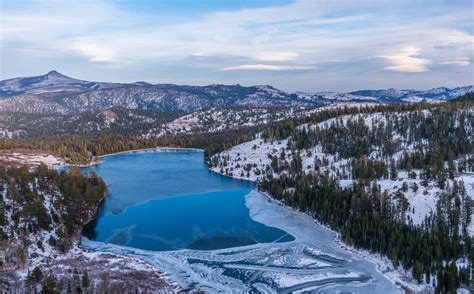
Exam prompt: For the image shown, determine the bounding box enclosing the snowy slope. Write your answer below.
[146,106,318,138]
[210,109,474,228]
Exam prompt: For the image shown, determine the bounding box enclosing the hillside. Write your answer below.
[0,71,472,114]
[145,106,322,138]
[0,106,311,139]
[0,107,179,138]
[209,97,474,292]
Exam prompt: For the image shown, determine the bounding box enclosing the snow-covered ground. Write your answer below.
[211,136,474,230]
[144,103,382,138]
[0,128,27,139]
[0,151,65,167]
[145,106,319,138]
[461,173,474,235]
[10,245,178,292]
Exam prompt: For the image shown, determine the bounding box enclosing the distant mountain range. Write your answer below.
[0,106,317,139]
[0,71,472,114]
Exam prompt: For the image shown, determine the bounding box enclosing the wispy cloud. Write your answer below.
[438,58,470,67]
[378,47,431,73]
[68,41,120,63]
[219,64,316,71]
[253,51,299,62]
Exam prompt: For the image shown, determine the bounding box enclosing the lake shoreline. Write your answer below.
[250,190,431,293]
[207,156,432,292]
[56,147,205,168]
[80,148,413,290]
[80,188,403,293]
[98,147,204,159]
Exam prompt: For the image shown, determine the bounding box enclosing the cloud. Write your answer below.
[438,58,470,67]
[378,47,431,73]
[219,64,316,71]
[69,41,119,63]
[253,51,299,62]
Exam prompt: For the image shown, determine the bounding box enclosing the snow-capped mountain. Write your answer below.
[0,71,471,114]
[294,91,379,102]
[350,86,474,103]
[0,70,123,96]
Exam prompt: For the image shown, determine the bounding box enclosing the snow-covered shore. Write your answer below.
[207,130,443,292]
[0,151,65,167]
[81,189,411,293]
[1,147,204,169]
[14,245,179,292]
[248,190,432,293]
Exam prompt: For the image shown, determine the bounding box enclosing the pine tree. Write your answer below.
[82,271,90,290]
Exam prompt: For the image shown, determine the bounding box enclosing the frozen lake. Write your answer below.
[81,150,400,293]
[84,151,293,250]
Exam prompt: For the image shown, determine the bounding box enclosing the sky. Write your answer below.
[0,0,473,91]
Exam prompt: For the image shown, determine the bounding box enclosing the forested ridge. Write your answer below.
[0,107,179,138]
[0,164,107,291]
[261,175,472,292]
[210,95,473,182]
[262,92,474,142]
[256,95,474,292]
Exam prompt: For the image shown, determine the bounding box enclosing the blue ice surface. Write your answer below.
[83,151,293,251]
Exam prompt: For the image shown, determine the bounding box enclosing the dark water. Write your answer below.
[84,151,293,251]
